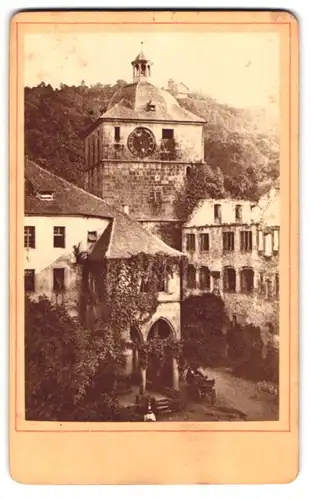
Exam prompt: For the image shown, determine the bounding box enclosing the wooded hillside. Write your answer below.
[25,81,279,199]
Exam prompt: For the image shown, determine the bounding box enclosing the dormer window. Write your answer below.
[87,231,97,244]
[37,190,54,201]
[146,100,156,112]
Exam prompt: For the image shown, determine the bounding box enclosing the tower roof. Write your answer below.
[101,80,205,123]
[132,42,150,64]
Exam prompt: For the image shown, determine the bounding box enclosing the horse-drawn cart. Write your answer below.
[185,367,216,403]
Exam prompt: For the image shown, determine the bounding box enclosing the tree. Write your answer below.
[175,164,225,221]
[181,293,228,367]
[25,295,125,421]
[226,323,263,380]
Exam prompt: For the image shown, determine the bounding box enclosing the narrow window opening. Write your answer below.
[200,233,209,252]
[235,204,242,222]
[214,204,222,223]
[223,231,235,252]
[53,268,65,293]
[24,226,35,248]
[53,226,65,248]
[199,267,211,290]
[223,267,236,292]
[240,230,253,251]
[240,268,254,294]
[114,126,121,142]
[24,269,35,293]
[186,234,196,252]
[187,265,196,289]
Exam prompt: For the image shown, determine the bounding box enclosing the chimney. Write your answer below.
[123,205,129,215]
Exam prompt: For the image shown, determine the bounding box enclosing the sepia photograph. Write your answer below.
[23,28,281,424]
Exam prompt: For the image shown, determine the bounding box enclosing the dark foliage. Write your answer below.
[25,295,126,421]
[181,293,228,367]
[227,324,279,383]
[24,81,126,185]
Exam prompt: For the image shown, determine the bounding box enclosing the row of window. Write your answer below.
[186,230,253,253]
[186,265,279,297]
[213,203,254,224]
[25,269,169,295]
[24,226,97,249]
[186,229,279,254]
[25,268,65,293]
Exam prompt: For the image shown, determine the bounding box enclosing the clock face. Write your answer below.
[127,127,156,158]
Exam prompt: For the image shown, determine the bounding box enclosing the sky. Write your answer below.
[24,31,279,111]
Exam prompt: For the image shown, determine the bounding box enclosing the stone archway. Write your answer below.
[147,318,174,342]
[146,318,179,391]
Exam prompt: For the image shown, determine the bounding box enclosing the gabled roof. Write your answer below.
[25,159,117,219]
[25,159,182,259]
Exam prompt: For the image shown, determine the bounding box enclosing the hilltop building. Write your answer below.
[167,79,190,99]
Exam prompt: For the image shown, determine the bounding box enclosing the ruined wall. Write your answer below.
[182,221,279,340]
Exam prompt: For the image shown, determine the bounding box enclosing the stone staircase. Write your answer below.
[154,397,171,415]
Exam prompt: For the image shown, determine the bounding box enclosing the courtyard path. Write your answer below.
[197,366,279,421]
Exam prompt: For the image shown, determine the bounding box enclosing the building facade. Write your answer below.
[182,190,280,341]
[83,46,205,249]
[24,159,182,390]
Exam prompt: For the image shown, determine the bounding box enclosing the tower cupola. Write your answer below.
[131,42,152,82]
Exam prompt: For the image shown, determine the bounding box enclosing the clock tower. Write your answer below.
[83,45,206,249]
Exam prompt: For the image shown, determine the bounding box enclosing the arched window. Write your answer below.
[199,267,210,290]
[223,267,236,292]
[187,265,196,289]
[186,166,191,177]
[240,268,254,294]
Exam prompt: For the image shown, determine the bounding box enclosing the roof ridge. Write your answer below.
[105,218,116,258]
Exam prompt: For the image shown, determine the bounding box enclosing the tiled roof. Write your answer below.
[25,159,182,259]
[102,81,205,123]
[25,159,117,219]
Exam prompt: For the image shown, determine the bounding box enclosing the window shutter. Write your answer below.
[264,233,273,257]
[258,230,264,251]
[273,229,279,252]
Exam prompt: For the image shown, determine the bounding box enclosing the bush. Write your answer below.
[25,295,125,421]
[263,341,279,384]
[227,324,279,383]
[181,293,228,367]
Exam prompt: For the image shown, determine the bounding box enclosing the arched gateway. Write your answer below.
[128,318,179,394]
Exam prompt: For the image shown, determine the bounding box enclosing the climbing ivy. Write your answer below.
[87,252,187,335]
